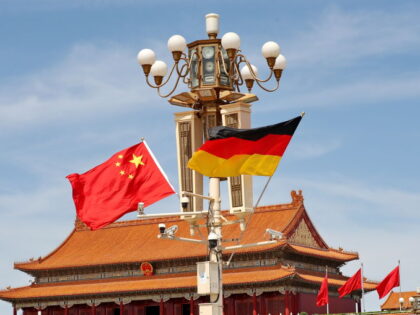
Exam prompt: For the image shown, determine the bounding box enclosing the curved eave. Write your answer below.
[14,240,358,274]
[0,266,295,301]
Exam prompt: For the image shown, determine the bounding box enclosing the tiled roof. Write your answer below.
[287,244,358,261]
[0,265,375,301]
[295,268,377,291]
[14,192,358,272]
[0,266,294,300]
[381,291,418,310]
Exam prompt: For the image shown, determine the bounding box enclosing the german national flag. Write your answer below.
[187,116,302,177]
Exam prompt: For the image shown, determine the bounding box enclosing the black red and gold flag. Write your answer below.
[187,116,302,177]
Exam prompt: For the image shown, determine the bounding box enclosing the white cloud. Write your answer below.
[289,139,341,159]
[278,73,420,110]
[287,7,420,68]
[0,43,155,128]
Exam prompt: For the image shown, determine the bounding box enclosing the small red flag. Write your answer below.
[338,268,362,298]
[316,275,329,306]
[67,142,175,230]
[376,266,400,299]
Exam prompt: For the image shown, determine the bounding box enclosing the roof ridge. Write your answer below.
[75,202,300,230]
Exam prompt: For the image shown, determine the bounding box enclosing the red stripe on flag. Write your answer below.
[199,134,292,159]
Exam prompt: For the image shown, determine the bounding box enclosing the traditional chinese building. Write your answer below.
[381,290,419,313]
[0,190,376,315]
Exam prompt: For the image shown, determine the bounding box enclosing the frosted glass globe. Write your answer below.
[240,64,258,80]
[137,49,156,65]
[221,32,241,50]
[167,35,187,52]
[273,54,287,70]
[150,60,168,77]
[262,41,280,58]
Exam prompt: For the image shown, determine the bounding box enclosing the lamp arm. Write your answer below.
[157,74,183,98]
[236,54,273,83]
[144,62,177,89]
[254,78,280,92]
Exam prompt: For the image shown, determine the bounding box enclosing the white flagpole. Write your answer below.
[326,265,330,315]
[143,139,176,192]
[398,260,402,311]
[361,263,365,313]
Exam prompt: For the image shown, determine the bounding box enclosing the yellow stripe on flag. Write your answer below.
[187,151,281,177]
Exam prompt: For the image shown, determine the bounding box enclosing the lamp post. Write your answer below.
[399,297,404,311]
[137,13,286,315]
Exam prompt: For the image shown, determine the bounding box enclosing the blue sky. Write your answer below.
[0,0,419,313]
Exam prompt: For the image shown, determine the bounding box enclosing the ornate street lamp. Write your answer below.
[137,13,287,106]
[136,13,286,315]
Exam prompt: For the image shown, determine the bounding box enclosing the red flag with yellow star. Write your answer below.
[67,141,175,230]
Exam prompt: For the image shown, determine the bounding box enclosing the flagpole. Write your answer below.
[143,140,176,193]
[326,265,329,315]
[398,260,402,311]
[361,263,365,313]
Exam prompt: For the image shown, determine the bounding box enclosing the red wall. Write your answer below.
[298,292,356,315]
[22,292,357,315]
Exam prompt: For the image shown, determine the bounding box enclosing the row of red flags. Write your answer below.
[316,266,400,306]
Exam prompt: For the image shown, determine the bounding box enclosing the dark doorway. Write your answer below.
[113,308,120,315]
[182,304,191,315]
[145,305,160,315]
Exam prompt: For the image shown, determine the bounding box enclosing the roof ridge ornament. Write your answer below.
[291,190,304,205]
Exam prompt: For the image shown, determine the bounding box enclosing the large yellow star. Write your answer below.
[129,154,145,168]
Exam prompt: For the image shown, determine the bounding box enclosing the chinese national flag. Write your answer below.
[67,142,175,230]
[316,275,329,306]
[376,266,400,299]
[338,268,362,298]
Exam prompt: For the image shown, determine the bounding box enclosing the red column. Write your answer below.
[284,291,290,315]
[252,292,257,315]
[64,305,69,315]
[13,306,17,315]
[190,296,194,315]
[91,304,96,315]
[160,298,164,315]
[120,301,124,315]
[259,294,265,315]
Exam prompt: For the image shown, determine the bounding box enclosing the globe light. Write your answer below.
[262,41,280,69]
[137,49,156,65]
[168,35,187,52]
[137,49,156,76]
[168,35,187,62]
[240,64,258,80]
[221,32,240,59]
[241,64,258,92]
[273,54,287,70]
[150,60,168,85]
[262,41,280,58]
[273,54,287,81]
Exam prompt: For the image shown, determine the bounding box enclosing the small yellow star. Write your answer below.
[120,170,125,175]
[118,155,123,159]
[129,154,144,168]
[128,174,134,179]
[115,162,121,167]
